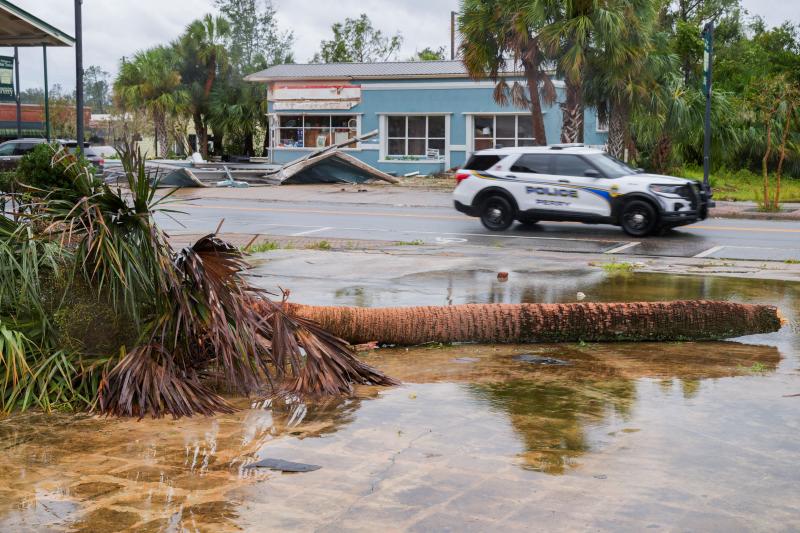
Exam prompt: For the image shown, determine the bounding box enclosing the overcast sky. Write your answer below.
[3,0,798,93]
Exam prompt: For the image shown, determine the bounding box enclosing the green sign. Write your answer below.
[0,56,13,102]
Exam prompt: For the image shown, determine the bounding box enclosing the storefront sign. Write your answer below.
[0,56,14,102]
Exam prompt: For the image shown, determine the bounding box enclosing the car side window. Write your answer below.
[510,154,551,173]
[0,143,15,156]
[13,143,37,156]
[553,155,597,177]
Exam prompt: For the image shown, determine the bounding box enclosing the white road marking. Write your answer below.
[604,242,641,254]
[290,226,333,236]
[435,237,468,244]
[694,245,725,258]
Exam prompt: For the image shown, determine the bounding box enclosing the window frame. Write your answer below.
[385,115,447,161]
[274,113,360,150]
[471,114,536,152]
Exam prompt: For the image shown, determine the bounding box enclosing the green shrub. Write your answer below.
[15,143,74,191]
[0,171,15,193]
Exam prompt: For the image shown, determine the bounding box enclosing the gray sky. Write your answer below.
[3,0,798,94]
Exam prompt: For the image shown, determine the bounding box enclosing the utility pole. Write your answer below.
[75,0,84,149]
[701,21,714,196]
[14,46,20,138]
[43,46,50,142]
[450,11,456,60]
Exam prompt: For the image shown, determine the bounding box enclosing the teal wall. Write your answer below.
[268,76,607,175]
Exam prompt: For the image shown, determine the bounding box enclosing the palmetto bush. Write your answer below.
[0,145,394,418]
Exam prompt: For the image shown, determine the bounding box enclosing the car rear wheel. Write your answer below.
[480,195,516,231]
[620,199,658,237]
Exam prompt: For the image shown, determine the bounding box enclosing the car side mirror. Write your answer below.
[584,169,600,178]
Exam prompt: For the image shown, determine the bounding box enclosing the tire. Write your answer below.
[516,217,539,226]
[479,195,516,231]
[620,199,658,237]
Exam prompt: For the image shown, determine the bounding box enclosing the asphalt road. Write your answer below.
[159,198,800,262]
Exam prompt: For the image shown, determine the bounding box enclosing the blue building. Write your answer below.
[245,61,608,175]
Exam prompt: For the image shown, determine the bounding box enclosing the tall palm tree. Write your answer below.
[538,0,621,143]
[582,0,661,160]
[176,15,231,158]
[208,77,266,157]
[114,47,187,158]
[460,0,557,145]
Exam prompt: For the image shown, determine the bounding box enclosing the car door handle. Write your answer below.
[558,179,570,183]
[506,174,517,180]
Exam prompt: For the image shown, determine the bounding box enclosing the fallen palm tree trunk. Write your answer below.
[275,301,782,345]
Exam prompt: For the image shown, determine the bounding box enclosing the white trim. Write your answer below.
[445,118,451,169]
[271,112,364,115]
[449,144,467,151]
[362,80,566,90]
[360,144,380,151]
[376,112,453,116]
[378,159,447,164]
[462,111,547,115]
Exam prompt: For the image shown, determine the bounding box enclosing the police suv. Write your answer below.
[452,145,711,237]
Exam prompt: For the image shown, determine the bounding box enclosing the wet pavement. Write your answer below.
[1,265,798,531]
[159,196,800,262]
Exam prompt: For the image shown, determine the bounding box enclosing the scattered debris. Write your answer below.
[576,291,586,301]
[216,166,249,188]
[453,357,480,363]
[497,271,509,281]
[244,459,321,473]
[403,171,420,177]
[513,354,571,366]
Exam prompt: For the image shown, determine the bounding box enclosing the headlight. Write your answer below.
[649,184,685,197]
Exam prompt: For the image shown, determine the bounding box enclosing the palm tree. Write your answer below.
[114,47,186,158]
[208,77,266,157]
[176,14,231,158]
[460,0,557,145]
[582,0,662,160]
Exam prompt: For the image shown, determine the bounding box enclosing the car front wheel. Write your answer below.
[480,195,515,231]
[620,199,658,237]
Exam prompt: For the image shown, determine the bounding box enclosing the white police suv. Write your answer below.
[452,145,711,237]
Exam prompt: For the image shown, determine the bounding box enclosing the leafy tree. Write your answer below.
[214,0,294,73]
[84,65,112,114]
[209,76,266,156]
[175,14,231,158]
[411,46,447,61]
[313,14,402,63]
[114,46,187,157]
[459,0,557,145]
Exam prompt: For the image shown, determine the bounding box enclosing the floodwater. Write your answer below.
[1,271,798,531]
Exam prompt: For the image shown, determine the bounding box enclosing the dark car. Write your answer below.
[0,138,49,170]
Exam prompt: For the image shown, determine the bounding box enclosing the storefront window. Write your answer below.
[277,115,357,148]
[386,115,446,160]
[472,115,536,150]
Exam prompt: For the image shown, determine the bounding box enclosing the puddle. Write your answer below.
[0,273,798,530]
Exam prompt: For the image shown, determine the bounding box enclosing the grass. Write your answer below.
[594,261,639,274]
[305,240,332,250]
[244,240,280,253]
[784,259,800,264]
[681,166,800,203]
[738,361,769,374]
[394,239,424,246]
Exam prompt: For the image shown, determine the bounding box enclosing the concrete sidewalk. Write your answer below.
[171,183,800,221]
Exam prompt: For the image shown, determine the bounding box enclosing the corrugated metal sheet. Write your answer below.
[245,60,524,82]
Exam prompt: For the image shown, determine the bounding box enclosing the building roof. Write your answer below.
[245,60,524,82]
[0,0,75,47]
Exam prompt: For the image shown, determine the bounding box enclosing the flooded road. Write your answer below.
[0,271,798,531]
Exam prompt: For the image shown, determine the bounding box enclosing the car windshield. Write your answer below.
[585,153,637,179]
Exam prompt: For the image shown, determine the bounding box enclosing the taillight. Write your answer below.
[99,158,105,166]
[455,172,471,184]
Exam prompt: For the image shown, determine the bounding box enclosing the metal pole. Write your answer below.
[43,46,50,142]
[14,46,21,138]
[450,11,456,60]
[701,21,714,194]
[74,0,84,149]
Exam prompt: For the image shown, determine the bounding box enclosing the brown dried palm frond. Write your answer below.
[493,79,510,106]
[98,344,234,419]
[540,75,558,107]
[259,294,399,397]
[510,81,530,109]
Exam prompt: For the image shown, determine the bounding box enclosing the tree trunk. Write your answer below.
[525,69,547,146]
[762,118,773,210]
[280,301,781,346]
[608,101,629,160]
[193,112,208,159]
[560,78,583,144]
[651,133,673,173]
[774,107,792,209]
[245,131,254,157]
[154,111,168,158]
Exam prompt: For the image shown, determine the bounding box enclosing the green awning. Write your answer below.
[0,0,74,47]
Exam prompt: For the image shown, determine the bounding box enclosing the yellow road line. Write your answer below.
[173,203,800,234]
